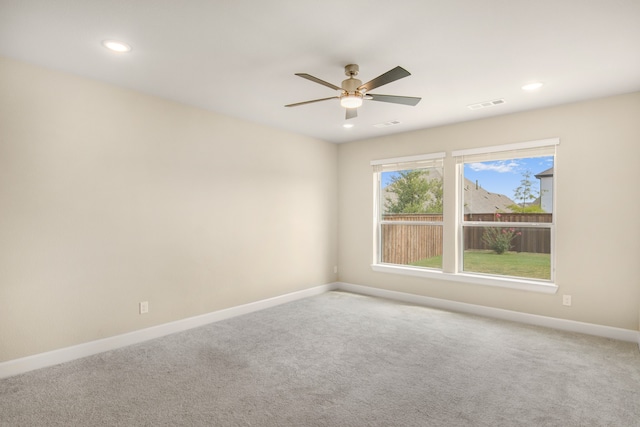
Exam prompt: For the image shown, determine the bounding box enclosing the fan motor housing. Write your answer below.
[342,77,362,93]
[342,64,362,93]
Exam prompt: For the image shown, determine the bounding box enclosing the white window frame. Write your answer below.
[370,139,559,294]
[453,138,558,285]
[372,153,445,270]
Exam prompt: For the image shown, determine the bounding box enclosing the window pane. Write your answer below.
[461,154,554,281]
[381,167,443,215]
[381,222,443,268]
[463,156,553,216]
[462,226,551,280]
[378,165,444,269]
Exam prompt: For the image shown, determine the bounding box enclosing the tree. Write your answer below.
[385,170,443,214]
[512,170,540,209]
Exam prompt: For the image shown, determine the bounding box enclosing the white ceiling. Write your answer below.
[1,0,639,144]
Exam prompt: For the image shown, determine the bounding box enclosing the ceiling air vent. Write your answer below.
[373,120,402,128]
[467,98,506,110]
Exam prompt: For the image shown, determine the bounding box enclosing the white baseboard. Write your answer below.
[2,281,637,379]
[0,283,338,379]
[336,282,640,345]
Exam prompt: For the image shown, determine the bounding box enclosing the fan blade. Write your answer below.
[295,73,343,91]
[285,96,338,107]
[357,66,411,92]
[345,108,357,120]
[367,94,421,106]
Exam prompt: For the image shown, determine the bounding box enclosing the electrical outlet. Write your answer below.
[562,295,572,306]
[334,265,338,274]
[139,301,149,314]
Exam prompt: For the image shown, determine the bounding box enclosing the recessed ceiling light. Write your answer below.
[101,40,132,53]
[343,123,354,129]
[522,82,543,91]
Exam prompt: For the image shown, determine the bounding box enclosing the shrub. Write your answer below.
[482,213,522,254]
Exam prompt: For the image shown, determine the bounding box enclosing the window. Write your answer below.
[454,139,558,282]
[371,139,559,293]
[372,153,445,269]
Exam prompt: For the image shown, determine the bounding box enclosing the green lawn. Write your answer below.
[411,250,550,280]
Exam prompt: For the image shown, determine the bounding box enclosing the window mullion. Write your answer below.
[381,221,444,226]
[463,221,552,229]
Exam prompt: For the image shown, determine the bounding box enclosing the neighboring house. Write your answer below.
[462,178,515,214]
[535,167,554,213]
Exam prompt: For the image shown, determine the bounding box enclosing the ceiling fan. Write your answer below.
[285,64,421,120]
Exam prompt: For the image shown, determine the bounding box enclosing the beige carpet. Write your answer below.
[1,291,639,426]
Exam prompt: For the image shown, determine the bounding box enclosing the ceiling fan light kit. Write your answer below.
[340,94,363,108]
[285,64,421,120]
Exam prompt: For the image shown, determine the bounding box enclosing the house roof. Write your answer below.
[535,167,554,178]
[462,179,515,214]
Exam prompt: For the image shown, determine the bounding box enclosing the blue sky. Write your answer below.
[464,156,553,200]
[382,156,553,201]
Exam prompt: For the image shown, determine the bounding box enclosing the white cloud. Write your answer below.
[468,161,520,173]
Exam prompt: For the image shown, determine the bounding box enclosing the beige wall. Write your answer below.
[0,57,338,362]
[338,92,640,331]
[1,55,637,364]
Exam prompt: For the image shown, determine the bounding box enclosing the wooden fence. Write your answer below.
[381,213,552,265]
[463,213,551,255]
[381,214,442,265]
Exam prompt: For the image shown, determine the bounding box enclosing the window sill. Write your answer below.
[370,264,558,294]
